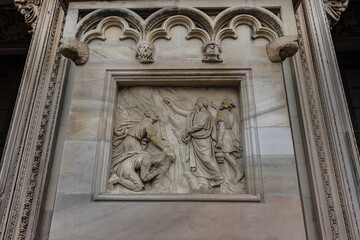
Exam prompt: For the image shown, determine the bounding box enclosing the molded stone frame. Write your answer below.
[92,68,262,202]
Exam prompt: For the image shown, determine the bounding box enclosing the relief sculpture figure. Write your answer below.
[163,97,224,190]
[108,112,175,192]
[212,99,244,183]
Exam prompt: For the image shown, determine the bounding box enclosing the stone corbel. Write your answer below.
[135,41,155,63]
[14,0,41,34]
[59,38,89,66]
[323,0,349,28]
[266,35,299,63]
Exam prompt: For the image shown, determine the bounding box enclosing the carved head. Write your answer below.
[136,41,155,63]
[144,111,159,123]
[324,0,349,24]
[220,99,236,110]
[196,97,209,110]
[202,41,223,63]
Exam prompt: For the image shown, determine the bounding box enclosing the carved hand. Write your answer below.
[163,146,176,161]
[216,140,223,149]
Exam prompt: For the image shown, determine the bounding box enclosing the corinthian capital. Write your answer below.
[323,0,349,28]
[14,0,41,34]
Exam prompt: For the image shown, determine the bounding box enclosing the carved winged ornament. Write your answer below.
[59,7,298,65]
[14,0,41,33]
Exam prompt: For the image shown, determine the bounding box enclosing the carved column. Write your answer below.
[0,0,67,239]
[293,0,360,239]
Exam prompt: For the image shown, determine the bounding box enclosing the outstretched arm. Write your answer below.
[163,98,190,117]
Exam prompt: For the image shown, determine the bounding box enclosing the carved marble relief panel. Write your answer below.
[93,69,261,201]
[108,86,245,194]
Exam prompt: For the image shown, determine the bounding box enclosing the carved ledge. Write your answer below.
[323,0,349,28]
[266,35,299,62]
[59,38,89,66]
[14,0,41,34]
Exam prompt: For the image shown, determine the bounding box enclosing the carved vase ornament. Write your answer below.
[59,6,300,65]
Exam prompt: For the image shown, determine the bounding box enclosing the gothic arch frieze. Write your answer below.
[60,6,297,65]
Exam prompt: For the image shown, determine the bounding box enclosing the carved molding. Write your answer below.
[266,35,299,62]
[0,0,67,239]
[14,0,41,34]
[294,2,360,239]
[60,7,285,64]
[323,0,349,28]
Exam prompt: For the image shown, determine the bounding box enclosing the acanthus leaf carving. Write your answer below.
[135,41,155,63]
[323,0,349,28]
[266,35,299,62]
[14,0,41,34]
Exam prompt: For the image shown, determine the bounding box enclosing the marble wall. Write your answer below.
[46,1,309,239]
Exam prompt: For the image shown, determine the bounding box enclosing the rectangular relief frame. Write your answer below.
[93,68,262,201]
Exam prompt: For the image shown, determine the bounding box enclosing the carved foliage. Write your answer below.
[323,0,349,28]
[14,0,41,34]
[61,7,288,64]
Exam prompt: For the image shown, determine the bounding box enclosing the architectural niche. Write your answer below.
[14,0,41,33]
[323,0,349,28]
[60,7,298,64]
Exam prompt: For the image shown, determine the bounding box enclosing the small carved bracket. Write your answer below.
[59,38,89,66]
[14,0,41,34]
[135,41,155,63]
[202,41,223,63]
[266,35,299,62]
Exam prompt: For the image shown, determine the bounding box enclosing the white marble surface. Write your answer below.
[48,4,307,239]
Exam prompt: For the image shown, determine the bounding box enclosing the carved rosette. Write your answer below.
[323,0,349,28]
[14,0,41,34]
[60,7,297,65]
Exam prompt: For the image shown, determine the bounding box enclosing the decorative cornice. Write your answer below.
[14,0,41,34]
[323,0,349,28]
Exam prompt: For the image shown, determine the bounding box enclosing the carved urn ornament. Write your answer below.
[323,0,349,28]
[14,0,41,33]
